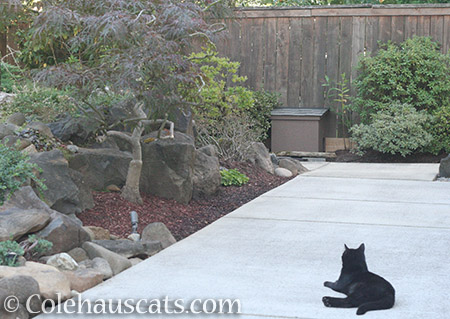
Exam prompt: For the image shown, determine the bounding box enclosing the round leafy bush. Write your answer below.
[353,36,450,124]
[350,103,432,157]
[220,169,249,187]
[0,240,24,267]
[0,143,47,204]
[250,90,282,141]
[426,105,450,154]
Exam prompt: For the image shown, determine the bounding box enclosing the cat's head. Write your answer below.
[342,243,367,267]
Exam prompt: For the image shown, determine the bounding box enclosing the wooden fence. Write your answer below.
[216,4,450,137]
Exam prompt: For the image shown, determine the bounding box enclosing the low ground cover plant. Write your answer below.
[0,142,47,204]
[220,168,249,186]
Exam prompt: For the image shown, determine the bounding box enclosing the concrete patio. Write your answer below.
[39,162,450,319]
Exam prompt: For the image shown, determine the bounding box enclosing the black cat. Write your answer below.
[322,243,395,315]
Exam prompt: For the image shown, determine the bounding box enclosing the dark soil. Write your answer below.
[333,149,448,163]
[77,162,291,241]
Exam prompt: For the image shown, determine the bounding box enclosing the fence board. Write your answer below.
[430,16,444,51]
[275,18,290,106]
[417,16,431,37]
[365,16,379,54]
[391,16,405,43]
[444,16,450,54]
[263,18,277,91]
[300,18,314,107]
[287,18,302,107]
[405,16,418,38]
[312,17,327,107]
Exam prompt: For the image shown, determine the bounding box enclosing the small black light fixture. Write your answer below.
[130,211,139,234]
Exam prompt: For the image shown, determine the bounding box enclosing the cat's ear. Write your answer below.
[344,244,349,250]
[358,243,365,252]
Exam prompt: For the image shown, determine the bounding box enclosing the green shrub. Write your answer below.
[186,47,254,126]
[250,90,281,140]
[21,235,53,260]
[4,83,77,122]
[0,62,23,93]
[353,36,450,123]
[220,169,249,186]
[0,240,24,267]
[350,103,432,157]
[0,143,47,204]
[426,105,450,154]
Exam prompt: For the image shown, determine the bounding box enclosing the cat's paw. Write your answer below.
[356,307,367,315]
[322,297,332,307]
[324,281,333,288]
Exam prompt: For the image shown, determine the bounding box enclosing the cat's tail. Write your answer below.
[356,293,395,316]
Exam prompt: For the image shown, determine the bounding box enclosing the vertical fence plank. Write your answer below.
[430,16,444,52]
[264,18,277,92]
[378,16,392,45]
[300,18,314,108]
[240,19,254,88]
[251,18,265,90]
[444,16,450,54]
[312,17,327,108]
[228,20,242,77]
[417,16,431,37]
[365,16,379,55]
[276,18,290,106]
[405,16,418,39]
[325,16,340,137]
[351,17,365,94]
[287,18,302,107]
[391,16,405,43]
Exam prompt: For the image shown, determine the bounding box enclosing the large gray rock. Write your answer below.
[68,148,132,190]
[46,253,79,271]
[245,142,275,174]
[93,239,162,258]
[0,262,71,301]
[140,132,196,204]
[27,122,53,138]
[0,275,41,314]
[29,150,84,215]
[6,112,26,126]
[48,114,100,144]
[0,92,15,106]
[67,247,89,263]
[91,257,113,280]
[82,242,132,276]
[0,123,17,139]
[0,187,51,241]
[278,158,308,176]
[68,169,94,212]
[34,211,91,255]
[63,268,103,293]
[141,222,176,249]
[193,149,221,198]
[275,167,293,178]
[1,135,31,150]
[439,155,450,178]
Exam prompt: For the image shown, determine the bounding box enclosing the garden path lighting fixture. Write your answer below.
[130,211,139,234]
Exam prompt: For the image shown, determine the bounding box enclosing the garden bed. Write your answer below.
[77,162,292,241]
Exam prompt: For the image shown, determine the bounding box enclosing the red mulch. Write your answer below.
[333,149,448,163]
[77,162,291,241]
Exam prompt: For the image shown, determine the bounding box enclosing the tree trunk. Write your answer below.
[121,159,143,205]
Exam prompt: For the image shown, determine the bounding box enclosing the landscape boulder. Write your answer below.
[0,123,17,139]
[34,211,91,255]
[193,149,221,198]
[48,114,100,144]
[63,269,103,293]
[0,275,41,315]
[46,253,79,271]
[67,247,89,263]
[140,132,196,203]
[245,142,274,174]
[439,154,450,178]
[275,167,293,178]
[82,242,132,276]
[0,262,71,301]
[0,187,51,241]
[141,222,176,249]
[93,239,162,258]
[84,226,110,240]
[0,92,15,106]
[68,148,132,190]
[91,257,113,280]
[278,158,308,176]
[27,122,53,138]
[6,112,26,126]
[29,150,86,216]
[1,135,31,150]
